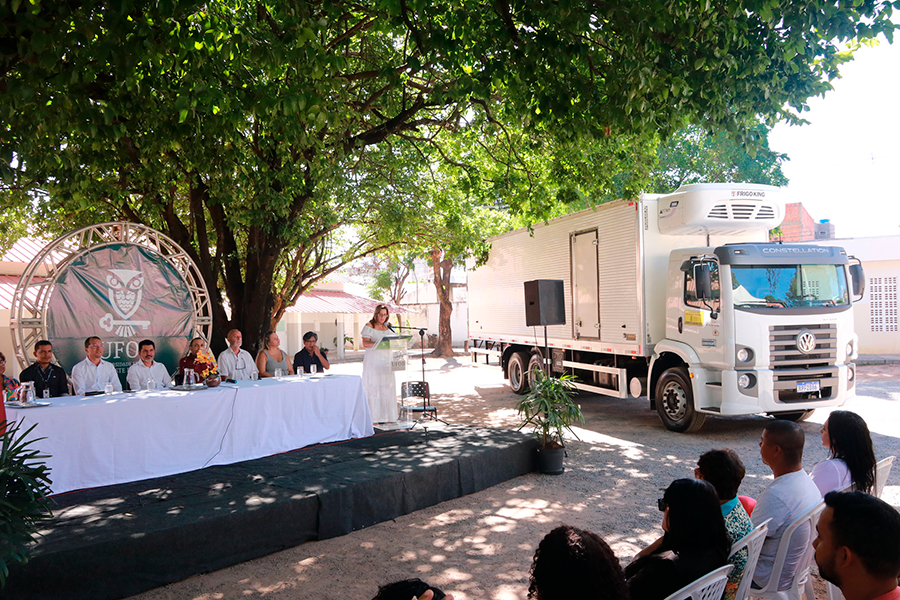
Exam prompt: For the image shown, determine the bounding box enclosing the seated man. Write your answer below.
[71,336,122,395]
[18,339,68,398]
[752,420,822,590]
[126,339,172,390]
[293,331,330,374]
[814,491,900,600]
[217,329,258,381]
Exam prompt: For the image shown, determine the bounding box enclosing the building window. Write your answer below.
[870,276,899,332]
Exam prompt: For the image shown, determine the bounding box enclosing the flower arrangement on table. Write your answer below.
[194,350,218,380]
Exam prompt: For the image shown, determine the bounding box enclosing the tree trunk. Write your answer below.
[430,247,455,358]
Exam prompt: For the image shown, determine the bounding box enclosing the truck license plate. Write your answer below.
[796,381,820,393]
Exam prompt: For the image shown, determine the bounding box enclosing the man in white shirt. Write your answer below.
[752,420,822,590]
[217,329,258,381]
[71,336,122,395]
[126,339,172,390]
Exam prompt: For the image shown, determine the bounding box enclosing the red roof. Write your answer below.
[0,275,17,310]
[1,238,53,264]
[285,290,408,315]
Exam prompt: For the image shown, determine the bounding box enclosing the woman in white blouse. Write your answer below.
[361,304,397,423]
[811,410,876,495]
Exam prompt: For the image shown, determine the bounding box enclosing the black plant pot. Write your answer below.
[536,446,566,475]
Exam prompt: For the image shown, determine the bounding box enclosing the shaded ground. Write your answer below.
[130,360,900,600]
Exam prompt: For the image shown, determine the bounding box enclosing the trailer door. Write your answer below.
[571,229,600,339]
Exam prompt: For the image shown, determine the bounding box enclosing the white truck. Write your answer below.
[468,183,865,432]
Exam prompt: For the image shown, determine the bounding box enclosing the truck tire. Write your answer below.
[770,409,815,422]
[528,354,545,387]
[655,367,706,433]
[508,351,531,395]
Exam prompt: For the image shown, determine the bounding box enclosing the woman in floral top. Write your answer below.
[1,351,21,403]
[696,449,754,600]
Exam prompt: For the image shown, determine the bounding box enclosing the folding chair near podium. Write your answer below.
[396,327,447,426]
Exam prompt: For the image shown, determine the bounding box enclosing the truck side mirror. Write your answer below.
[849,262,865,299]
[694,263,712,300]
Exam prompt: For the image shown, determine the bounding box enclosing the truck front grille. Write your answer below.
[769,324,838,402]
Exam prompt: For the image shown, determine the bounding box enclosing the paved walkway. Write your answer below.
[858,353,900,365]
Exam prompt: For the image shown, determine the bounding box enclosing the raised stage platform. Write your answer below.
[3,425,537,600]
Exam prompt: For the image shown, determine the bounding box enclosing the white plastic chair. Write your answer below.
[663,564,734,600]
[729,519,771,600]
[874,456,895,498]
[750,501,825,600]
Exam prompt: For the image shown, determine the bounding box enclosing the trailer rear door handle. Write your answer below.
[677,317,683,334]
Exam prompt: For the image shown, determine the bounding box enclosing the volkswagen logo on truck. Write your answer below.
[796,330,817,354]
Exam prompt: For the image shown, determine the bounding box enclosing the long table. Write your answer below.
[6,374,374,494]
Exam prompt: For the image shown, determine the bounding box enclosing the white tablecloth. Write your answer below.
[7,374,373,494]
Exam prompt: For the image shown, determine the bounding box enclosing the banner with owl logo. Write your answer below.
[46,243,194,386]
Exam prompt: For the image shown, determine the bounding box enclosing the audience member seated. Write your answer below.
[19,340,69,398]
[71,336,122,395]
[126,339,172,390]
[255,330,292,377]
[217,329,258,381]
[812,410,877,495]
[371,578,451,600]
[697,449,754,600]
[626,478,730,600]
[0,350,20,403]
[814,491,900,600]
[178,337,216,385]
[293,331,330,374]
[528,525,628,600]
[752,420,822,590]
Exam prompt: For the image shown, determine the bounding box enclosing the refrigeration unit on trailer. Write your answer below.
[468,183,865,432]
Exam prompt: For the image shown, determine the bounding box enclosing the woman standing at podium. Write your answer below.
[361,304,397,424]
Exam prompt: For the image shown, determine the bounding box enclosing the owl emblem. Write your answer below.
[106,269,144,320]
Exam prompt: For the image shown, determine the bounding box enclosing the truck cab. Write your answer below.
[652,242,863,431]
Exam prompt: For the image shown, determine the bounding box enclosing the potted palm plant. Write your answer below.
[0,420,53,587]
[515,370,584,474]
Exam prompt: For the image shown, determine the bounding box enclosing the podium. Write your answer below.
[374,334,413,427]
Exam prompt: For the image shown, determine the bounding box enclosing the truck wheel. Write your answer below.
[655,367,706,433]
[527,354,545,387]
[508,351,531,395]
[770,410,815,422]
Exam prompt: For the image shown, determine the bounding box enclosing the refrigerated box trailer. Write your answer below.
[467,183,864,432]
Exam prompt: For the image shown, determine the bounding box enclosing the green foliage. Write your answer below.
[1,0,895,348]
[516,371,584,449]
[648,123,789,194]
[0,421,54,587]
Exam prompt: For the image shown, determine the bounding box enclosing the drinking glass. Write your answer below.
[104,382,114,394]
[309,364,317,375]
[274,368,283,377]
[250,372,259,381]
[147,377,157,391]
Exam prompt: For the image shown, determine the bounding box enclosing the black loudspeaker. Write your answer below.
[524,279,565,327]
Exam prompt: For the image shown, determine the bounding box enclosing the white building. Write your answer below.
[798,236,899,354]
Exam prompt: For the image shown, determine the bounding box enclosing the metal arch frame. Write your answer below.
[9,222,213,370]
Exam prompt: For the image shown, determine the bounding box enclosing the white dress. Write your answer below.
[361,325,398,423]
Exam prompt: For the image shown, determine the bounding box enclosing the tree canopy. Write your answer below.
[1,0,895,349]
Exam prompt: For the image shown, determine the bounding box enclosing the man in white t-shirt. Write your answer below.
[217,329,258,381]
[71,336,122,395]
[752,420,822,590]
[126,339,172,390]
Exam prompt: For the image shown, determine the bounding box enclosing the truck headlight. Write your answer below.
[848,365,855,382]
[846,342,854,358]
[738,373,755,389]
[737,348,753,362]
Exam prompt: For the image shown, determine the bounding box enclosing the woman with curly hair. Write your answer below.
[812,410,876,495]
[528,525,627,600]
[626,478,731,600]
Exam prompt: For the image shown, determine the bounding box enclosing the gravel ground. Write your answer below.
[130,358,900,600]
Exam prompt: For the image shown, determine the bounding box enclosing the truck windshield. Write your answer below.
[731,264,849,309]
